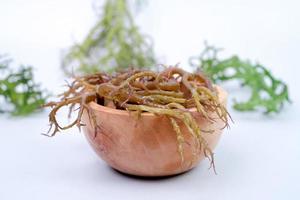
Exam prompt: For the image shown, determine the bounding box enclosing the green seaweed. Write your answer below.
[0,56,47,116]
[62,0,156,75]
[190,43,290,113]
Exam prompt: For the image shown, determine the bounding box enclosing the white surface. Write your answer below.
[0,0,300,200]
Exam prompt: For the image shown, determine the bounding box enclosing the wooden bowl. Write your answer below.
[82,86,227,177]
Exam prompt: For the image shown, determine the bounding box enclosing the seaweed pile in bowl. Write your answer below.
[44,67,231,171]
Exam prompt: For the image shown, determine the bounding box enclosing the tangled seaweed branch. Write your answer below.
[0,56,47,116]
[44,67,230,169]
[190,43,290,113]
[62,0,156,75]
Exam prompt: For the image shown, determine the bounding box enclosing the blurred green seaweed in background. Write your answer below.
[190,43,290,114]
[0,0,290,116]
[0,56,47,116]
[62,0,156,75]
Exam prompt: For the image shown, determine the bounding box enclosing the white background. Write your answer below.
[0,0,300,199]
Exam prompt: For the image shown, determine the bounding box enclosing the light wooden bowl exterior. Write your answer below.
[82,86,227,177]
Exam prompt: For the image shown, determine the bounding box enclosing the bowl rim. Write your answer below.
[88,85,227,117]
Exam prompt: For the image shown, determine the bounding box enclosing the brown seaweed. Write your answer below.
[44,67,230,170]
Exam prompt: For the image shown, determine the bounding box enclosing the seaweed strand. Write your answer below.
[44,67,229,170]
